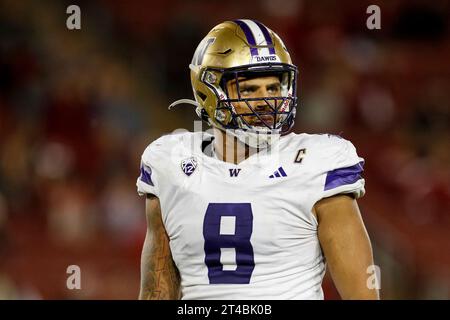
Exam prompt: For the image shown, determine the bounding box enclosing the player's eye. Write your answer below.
[267,84,281,95]
[239,86,256,96]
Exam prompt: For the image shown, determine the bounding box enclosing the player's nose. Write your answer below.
[254,104,272,113]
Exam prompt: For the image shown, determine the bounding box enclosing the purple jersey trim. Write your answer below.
[140,164,154,186]
[324,161,364,191]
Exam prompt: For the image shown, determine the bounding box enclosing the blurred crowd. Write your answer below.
[0,0,449,299]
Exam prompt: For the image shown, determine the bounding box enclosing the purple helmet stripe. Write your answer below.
[253,20,276,55]
[233,20,258,56]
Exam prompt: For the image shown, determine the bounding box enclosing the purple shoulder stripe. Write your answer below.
[140,164,154,186]
[324,161,364,191]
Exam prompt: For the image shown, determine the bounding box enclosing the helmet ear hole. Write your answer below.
[200,108,210,122]
[196,90,207,102]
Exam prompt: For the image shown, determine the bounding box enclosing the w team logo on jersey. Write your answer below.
[229,168,242,177]
[181,157,198,176]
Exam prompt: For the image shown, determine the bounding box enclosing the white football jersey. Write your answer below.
[136,131,365,300]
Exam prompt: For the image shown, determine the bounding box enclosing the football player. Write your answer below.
[137,19,379,300]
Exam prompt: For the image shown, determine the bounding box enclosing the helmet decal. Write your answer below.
[233,19,277,56]
[233,20,258,56]
[191,37,216,66]
[252,20,276,55]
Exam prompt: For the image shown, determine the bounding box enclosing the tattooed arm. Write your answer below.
[139,194,181,300]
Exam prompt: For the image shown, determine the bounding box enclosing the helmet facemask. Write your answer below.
[201,63,298,147]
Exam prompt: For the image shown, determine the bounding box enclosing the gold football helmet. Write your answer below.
[170,19,298,148]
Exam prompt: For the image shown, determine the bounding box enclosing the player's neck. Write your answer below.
[212,128,259,165]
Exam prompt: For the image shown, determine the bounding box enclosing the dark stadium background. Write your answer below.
[0,0,448,299]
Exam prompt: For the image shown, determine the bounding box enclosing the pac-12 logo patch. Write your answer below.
[181,157,198,176]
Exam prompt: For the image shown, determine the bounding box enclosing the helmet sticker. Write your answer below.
[253,20,276,55]
[250,55,281,64]
[234,19,276,56]
[192,37,216,66]
[233,20,258,56]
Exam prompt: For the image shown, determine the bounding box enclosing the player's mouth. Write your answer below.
[251,115,275,128]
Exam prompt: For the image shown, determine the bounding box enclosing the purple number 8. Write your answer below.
[203,203,255,284]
